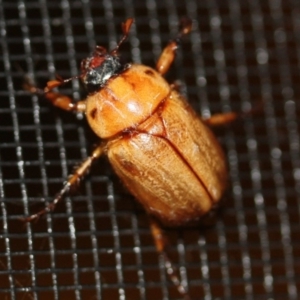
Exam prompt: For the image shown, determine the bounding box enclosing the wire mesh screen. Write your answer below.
[0,0,299,299]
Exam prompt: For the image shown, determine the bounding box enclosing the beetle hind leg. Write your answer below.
[149,218,191,300]
[23,144,105,222]
[156,18,192,75]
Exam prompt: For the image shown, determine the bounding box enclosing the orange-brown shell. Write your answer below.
[107,91,227,227]
[86,64,170,139]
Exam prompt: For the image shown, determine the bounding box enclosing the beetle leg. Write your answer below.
[203,112,238,127]
[149,218,190,300]
[204,99,264,127]
[23,144,105,222]
[24,80,86,113]
[169,80,183,92]
[156,18,192,75]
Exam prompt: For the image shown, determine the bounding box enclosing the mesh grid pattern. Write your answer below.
[0,0,299,299]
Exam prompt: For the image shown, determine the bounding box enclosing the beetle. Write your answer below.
[24,18,238,299]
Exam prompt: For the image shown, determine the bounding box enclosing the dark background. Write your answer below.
[0,0,299,299]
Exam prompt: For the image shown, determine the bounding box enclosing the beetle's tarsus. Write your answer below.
[149,218,190,299]
[23,79,44,95]
[178,17,193,38]
[22,184,69,223]
[23,144,105,223]
[163,252,191,300]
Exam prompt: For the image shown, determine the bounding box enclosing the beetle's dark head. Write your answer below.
[80,18,134,94]
[43,19,134,94]
[81,46,124,93]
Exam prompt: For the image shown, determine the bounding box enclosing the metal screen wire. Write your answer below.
[0,0,299,299]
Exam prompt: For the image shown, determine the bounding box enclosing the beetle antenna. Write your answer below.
[44,74,82,93]
[24,74,82,95]
[110,18,134,56]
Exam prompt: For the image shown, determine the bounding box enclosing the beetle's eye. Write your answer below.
[84,69,103,93]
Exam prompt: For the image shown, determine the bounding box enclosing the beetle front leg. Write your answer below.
[24,80,86,113]
[150,218,190,300]
[23,144,105,222]
[156,18,192,75]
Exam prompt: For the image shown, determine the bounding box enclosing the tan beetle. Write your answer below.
[25,18,238,299]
